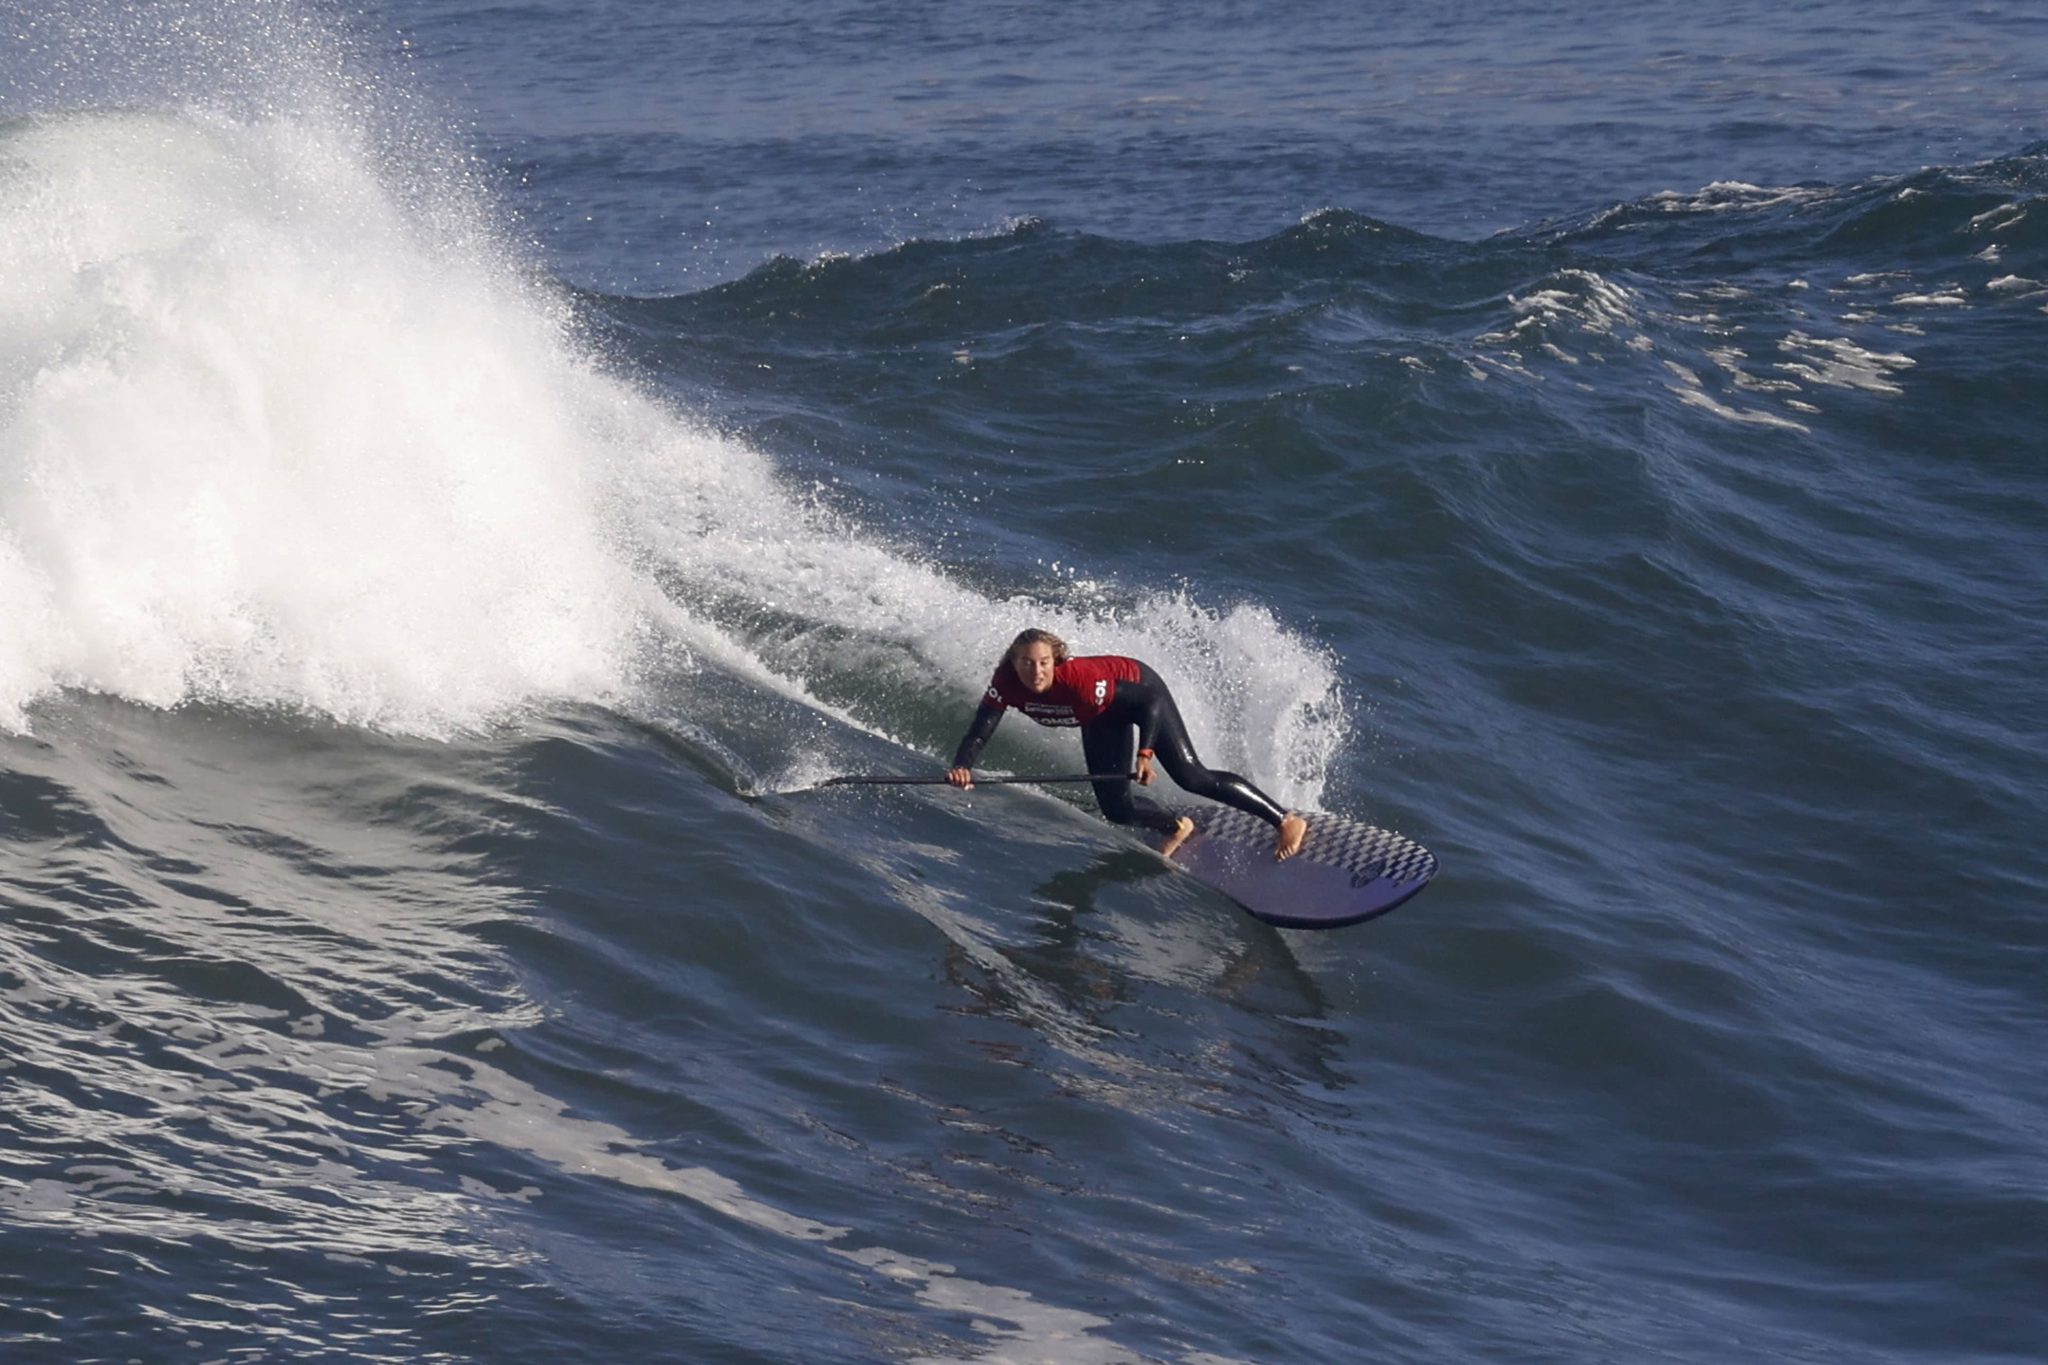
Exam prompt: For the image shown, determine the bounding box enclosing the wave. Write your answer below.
[0,107,1344,806]
[612,147,2045,487]
[621,144,2045,312]
[1555,145,2048,259]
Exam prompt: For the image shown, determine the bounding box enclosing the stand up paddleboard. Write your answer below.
[1161,807,1437,929]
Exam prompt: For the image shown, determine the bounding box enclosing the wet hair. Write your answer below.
[1001,628,1069,669]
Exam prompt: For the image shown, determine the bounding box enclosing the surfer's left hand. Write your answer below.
[1135,748,1156,786]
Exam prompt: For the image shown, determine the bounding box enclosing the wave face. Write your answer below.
[4,3,2047,1364]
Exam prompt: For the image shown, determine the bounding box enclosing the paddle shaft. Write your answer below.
[818,771,1137,789]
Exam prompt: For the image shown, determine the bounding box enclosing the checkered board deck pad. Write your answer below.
[1167,806,1438,928]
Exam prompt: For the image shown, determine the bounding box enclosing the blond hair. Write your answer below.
[1000,628,1069,669]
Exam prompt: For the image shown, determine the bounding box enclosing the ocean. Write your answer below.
[3,1,2044,1361]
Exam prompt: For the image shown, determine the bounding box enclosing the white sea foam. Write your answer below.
[1706,347,1801,394]
[0,109,1341,803]
[1508,269,1641,335]
[1891,288,1969,307]
[1646,182,1825,214]
[1662,362,1810,433]
[1478,268,1645,365]
[0,112,661,735]
[1967,203,2027,233]
[1774,332,1915,395]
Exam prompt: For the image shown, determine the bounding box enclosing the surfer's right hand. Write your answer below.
[947,767,974,790]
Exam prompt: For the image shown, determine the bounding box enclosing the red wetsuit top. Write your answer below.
[983,654,1142,728]
[951,655,1146,768]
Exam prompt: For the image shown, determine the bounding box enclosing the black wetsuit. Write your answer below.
[952,659,1289,837]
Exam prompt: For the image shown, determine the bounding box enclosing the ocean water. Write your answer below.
[3,2,2045,1361]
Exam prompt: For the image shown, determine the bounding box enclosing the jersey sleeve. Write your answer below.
[950,681,1009,768]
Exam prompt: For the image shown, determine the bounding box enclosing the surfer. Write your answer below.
[947,629,1308,860]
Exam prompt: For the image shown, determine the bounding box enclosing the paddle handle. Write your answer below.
[818,771,1138,788]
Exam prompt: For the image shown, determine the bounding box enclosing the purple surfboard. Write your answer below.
[1161,806,1437,929]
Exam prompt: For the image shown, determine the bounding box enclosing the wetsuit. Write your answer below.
[951,655,1289,837]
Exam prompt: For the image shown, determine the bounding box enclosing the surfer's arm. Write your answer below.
[948,699,1006,785]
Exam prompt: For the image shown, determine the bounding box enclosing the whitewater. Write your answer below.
[0,103,1341,807]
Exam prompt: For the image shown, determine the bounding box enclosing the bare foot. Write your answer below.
[1158,816,1196,858]
[1274,813,1307,860]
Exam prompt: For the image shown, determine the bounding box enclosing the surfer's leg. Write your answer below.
[1144,686,1308,859]
[1081,722,1183,838]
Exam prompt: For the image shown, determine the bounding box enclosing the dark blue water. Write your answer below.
[3,2,2045,1361]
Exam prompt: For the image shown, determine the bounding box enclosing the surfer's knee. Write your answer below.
[1157,755,1212,794]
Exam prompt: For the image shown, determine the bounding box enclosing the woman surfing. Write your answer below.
[947,628,1308,860]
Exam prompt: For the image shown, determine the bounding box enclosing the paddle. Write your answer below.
[811,771,1138,790]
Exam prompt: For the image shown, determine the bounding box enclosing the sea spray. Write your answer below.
[0,110,660,734]
[0,6,1348,802]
